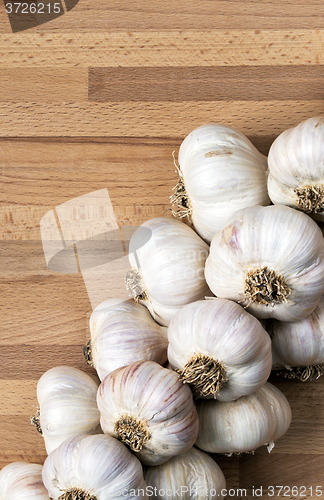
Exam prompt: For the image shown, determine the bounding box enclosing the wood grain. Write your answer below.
[88,66,324,102]
[0,0,324,497]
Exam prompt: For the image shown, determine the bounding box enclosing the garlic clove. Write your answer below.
[143,447,226,500]
[195,382,292,455]
[205,204,324,321]
[33,365,100,454]
[167,298,272,401]
[0,462,50,500]
[87,299,168,381]
[97,360,199,466]
[42,434,148,500]
[126,217,210,326]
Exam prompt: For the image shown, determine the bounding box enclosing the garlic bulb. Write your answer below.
[271,295,324,380]
[195,382,292,455]
[126,217,210,326]
[205,204,324,321]
[168,298,272,401]
[0,462,50,500]
[86,298,168,381]
[32,365,100,454]
[42,434,147,500]
[268,116,324,219]
[143,447,226,500]
[97,360,199,466]
[171,123,270,243]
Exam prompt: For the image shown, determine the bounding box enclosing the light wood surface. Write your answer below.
[0,2,324,498]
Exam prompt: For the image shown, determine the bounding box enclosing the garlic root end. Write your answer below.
[176,355,227,398]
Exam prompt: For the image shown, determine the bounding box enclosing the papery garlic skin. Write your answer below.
[88,299,168,381]
[268,117,324,218]
[173,123,270,243]
[143,447,226,500]
[127,217,210,326]
[36,365,100,454]
[195,382,292,455]
[97,361,199,466]
[205,204,324,321]
[0,462,50,500]
[42,434,147,500]
[271,295,324,378]
[168,299,272,401]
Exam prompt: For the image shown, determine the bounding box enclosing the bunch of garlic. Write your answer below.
[0,462,50,500]
[171,123,270,243]
[195,382,292,455]
[87,298,168,381]
[168,298,272,401]
[126,217,210,325]
[32,365,100,454]
[97,360,199,466]
[205,204,324,321]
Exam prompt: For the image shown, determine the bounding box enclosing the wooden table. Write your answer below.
[0,2,324,498]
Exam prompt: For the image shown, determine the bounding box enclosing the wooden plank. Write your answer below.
[88,66,324,102]
[35,1,324,31]
[0,101,323,139]
[0,30,319,67]
[0,346,97,379]
[239,450,324,499]
[0,68,87,102]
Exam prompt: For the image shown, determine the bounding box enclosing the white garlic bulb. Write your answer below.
[143,447,226,500]
[168,298,272,401]
[195,382,292,455]
[0,462,50,500]
[126,217,210,326]
[32,365,100,454]
[97,360,199,466]
[42,434,147,500]
[205,204,324,321]
[86,298,168,381]
[271,295,324,380]
[268,116,324,219]
[171,123,270,243]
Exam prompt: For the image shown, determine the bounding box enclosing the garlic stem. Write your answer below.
[125,269,148,302]
[30,408,43,435]
[114,415,151,452]
[58,488,97,500]
[295,185,324,214]
[83,340,93,366]
[177,355,228,398]
[243,266,291,307]
[170,163,193,223]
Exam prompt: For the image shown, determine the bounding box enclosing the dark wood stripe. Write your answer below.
[89,66,324,102]
[239,450,324,490]
[0,345,96,379]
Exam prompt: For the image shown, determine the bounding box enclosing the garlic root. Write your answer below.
[114,415,151,452]
[176,355,227,398]
[243,266,291,307]
[277,364,324,381]
[58,489,97,500]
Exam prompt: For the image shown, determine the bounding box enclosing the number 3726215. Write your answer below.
[5,3,62,14]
